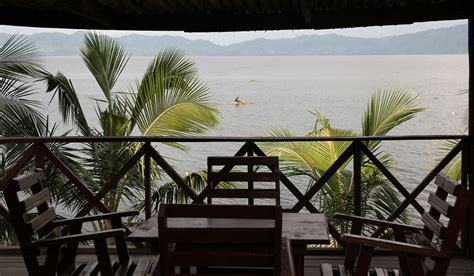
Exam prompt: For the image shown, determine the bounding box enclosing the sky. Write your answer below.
[0,19,467,46]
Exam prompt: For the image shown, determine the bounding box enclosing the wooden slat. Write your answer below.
[428,192,452,217]
[375,267,388,276]
[208,156,278,166]
[12,170,44,191]
[22,188,49,211]
[372,141,463,238]
[208,188,279,199]
[131,258,151,276]
[210,171,279,182]
[165,228,275,244]
[422,212,446,238]
[28,207,55,234]
[435,174,461,195]
[164,204,279,219]
[321,263,334,276]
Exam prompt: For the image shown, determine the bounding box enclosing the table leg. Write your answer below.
[291,242,306,276]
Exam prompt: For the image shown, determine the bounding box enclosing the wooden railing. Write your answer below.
[0,135,471,252]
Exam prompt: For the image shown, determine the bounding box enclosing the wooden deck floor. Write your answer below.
[0,253,473,275]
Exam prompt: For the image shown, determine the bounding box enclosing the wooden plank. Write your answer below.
[128,213,330,245]
[22,188,49,211]
[28,207,55,234]
[131,258,151,276]
[428,192,452,217]
[372,141,463,238]
[11,170,44,191]
[375,267,388,276]
[434,174,461,195]
[421,212,446,238]
[320,263,333,276]
[209,172,279,182]
[208,156,278,166]
[208,188,279,199]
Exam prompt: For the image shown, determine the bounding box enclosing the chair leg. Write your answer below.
[393,229,409,275]
[431,257,451,276]
[44,245,61,276]
[354,245,373,276]
[405,253,425,276]
[94,238,114,275]
[344,243,360,272]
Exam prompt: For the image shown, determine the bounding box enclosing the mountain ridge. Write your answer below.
[0,24,467,56]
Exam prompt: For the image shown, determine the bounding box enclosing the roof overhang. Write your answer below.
[0,0,472,32]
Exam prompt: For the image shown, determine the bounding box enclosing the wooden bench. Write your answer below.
[157,204,295,276]
[3,169,156,275]
[322,174,472,276]
[207,156,280,205]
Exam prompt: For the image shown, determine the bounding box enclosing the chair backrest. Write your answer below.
[207,156,280,205]
[421,174,471,254]
[3,169,59,273]
[158,204,283,276]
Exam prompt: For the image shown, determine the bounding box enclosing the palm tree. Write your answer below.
[264,89,423,234]
[42,33,220,218]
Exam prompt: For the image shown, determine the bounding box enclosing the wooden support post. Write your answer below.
[144,142,152,220]
[34,143,45,170]
[467,17,474,259]
[248,143,254,205]
[353,141,362,216]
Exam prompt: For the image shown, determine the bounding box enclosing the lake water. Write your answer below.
[40,55,468,210]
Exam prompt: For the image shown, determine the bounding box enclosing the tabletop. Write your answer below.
[128,212,330,245]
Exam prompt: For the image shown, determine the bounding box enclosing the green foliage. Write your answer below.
[265,89,423,235]
[40,33,221,218]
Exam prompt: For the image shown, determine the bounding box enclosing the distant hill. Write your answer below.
[0,24,468,56]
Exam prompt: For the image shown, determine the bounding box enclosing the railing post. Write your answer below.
[34,143,45,170]
[248,142,254,205]
[353,141,361,216]
[144,142,152,219]
[467,16,474,258]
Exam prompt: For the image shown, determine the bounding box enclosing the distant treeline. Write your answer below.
[0,24,467,56]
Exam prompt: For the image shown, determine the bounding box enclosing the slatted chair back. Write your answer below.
[158,204,283,276]
[207,156,280,205]
[3,169,59,274]
[422,174,471,254]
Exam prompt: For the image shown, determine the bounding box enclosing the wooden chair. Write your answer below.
[3,169,154,275]
[207,156,280,205]
[157,204,295,276]
[321,174,472,276]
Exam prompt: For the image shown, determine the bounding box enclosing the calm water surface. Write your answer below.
[41,55,468,210]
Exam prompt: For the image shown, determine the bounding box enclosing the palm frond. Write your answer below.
[0,34,43,79]
[41,71,91,136]
[129,49,220,137]
[81,32,130,102]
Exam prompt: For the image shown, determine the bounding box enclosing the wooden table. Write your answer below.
[129,212,329,276]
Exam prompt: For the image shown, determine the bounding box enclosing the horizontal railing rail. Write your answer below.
[0,135,468,143]
[0,135,470,253]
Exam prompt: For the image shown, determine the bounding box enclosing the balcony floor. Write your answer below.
[0,252,473,275]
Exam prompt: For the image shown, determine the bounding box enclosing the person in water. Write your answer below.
[235,96,245,104]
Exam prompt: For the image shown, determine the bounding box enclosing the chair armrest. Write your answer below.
[51,211,139,227]
[342,234,449,258]
[281,237,296,276]
[334,213,423,232]
[30,229,126,248]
